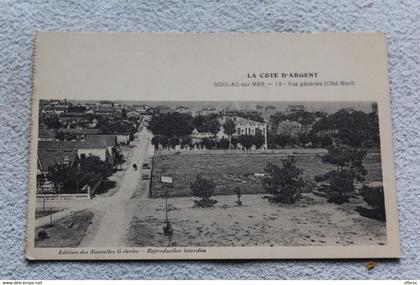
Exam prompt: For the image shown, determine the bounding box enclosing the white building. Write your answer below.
[175,106,191,114]
[218,116,268,149]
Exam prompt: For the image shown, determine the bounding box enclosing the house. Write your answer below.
[38,134,117,165]
[116,134,130,145]
[55,128,102,141]
[175,106,191,114]
[218,116,268,149]
[287,104,305,113]
[38,128,55,141]
[265,105,276,113]
[127,111,140,119]
[37,149,78,192]
[255,105,264,112]
[342,107,355,113]
[196,107,218,116]
[83,135,117,163]
[191,128,214,140]
[92,103,114,114]
[43,99,68,115]
[154,105,174,114]
[134,105,152,114]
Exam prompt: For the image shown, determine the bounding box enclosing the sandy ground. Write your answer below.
[125,193,386,247]
[35,210,94,247]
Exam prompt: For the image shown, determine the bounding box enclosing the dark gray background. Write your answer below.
[0,0,418,279]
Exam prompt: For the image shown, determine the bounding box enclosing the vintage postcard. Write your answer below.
[26,32,400,260]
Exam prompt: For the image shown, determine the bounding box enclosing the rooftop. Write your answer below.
[38,149,78,171]
[38,135,117,150]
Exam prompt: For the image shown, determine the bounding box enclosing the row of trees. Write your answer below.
[269,109,380,149]
[148,113,223,137]
[149,113,269,150]
[268,133,333,149]
[150,134,266,151]
[312,110,380,148]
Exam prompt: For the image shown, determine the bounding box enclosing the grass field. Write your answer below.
[150,151,383,198]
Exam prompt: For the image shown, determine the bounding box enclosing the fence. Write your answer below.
[157,148,328,156]
[36,193,91,201]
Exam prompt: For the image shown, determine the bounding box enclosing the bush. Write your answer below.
[326,170,356,204]
[193,198,218,208]
[234,186,242,206]
[261,156,305,204]
[190,174,218,208]
[37,230,48,240]
[317,147,367,204]
[356,185,386,221]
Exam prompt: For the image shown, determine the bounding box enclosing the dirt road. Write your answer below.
[35,120,154,247]
[84,125,153,247]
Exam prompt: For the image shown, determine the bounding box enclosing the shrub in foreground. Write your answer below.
[356,185,386,221]
[261,156,305,204]
[190,174,218,208]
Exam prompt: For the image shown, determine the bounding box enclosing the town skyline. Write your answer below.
[50,100,377,114]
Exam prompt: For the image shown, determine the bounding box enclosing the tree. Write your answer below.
[317,147,367,204]
[151,136,160,150]
[223,118,236,149]
[356,185,386,221]
[311,109,380,148]
[180,135,192,148]
[234,186,242,206]
[218,138,230,149]
[148,113,194,138]
[168,136,179,149]
[274,134,290,148]
[238,135,254,150]
[201,138,216,149]
[159,135,169,149]
[261,156,305,204]
[46,164,68,193]
[190,174,217,207]
[253,134,265,149]
[79,155,112,180]
[46,155,113,194]
[238,134,265,150]
[194,114,221,135]
[66,166,83,193]
[44,114,61,129]
[121,108,127,119]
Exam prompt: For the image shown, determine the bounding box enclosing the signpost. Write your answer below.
[160,176,173,246]
[161,176,173,184]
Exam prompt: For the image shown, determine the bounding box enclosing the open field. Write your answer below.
[150,150,382,198]
[125,193,386,247]
[35,210,94,247]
